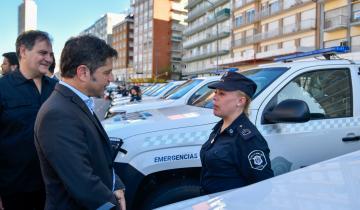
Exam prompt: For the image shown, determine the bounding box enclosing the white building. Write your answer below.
[183,0,231,76]
[18,0,37,34]
[80,13,126,44]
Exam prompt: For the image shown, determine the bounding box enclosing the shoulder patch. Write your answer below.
[248,150,267,170]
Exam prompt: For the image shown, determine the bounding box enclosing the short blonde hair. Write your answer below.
[237,90,251,116]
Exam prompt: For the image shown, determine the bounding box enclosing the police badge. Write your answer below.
[248,150,267,170]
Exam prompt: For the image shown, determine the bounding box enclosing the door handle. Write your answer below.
[342,136,360,142]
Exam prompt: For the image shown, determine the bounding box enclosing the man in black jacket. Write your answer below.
[34,35,126,210]
[0,30,56,210]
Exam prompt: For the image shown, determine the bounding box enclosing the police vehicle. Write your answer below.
[107,76,221,116]
[103,47,360,210]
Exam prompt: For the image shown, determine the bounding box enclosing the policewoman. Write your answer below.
[200,71,274,194]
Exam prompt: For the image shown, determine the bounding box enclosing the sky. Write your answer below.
[0,0,130,70]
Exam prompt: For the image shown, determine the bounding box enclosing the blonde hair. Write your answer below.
[236,90,251,116]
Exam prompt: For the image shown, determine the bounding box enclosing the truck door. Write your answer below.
[255,66,360,175]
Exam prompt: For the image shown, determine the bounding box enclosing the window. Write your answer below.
[235,15,243,27]
[266,69,352,120]
[246,9,255,23]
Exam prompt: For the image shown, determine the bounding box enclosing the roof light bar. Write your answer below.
[274,46,350,62]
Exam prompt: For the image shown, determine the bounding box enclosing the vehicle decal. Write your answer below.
[260,117,360,135]
[154,153,199,163]
[142,130,212,147]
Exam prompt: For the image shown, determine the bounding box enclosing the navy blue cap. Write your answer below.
[208,71,257,97]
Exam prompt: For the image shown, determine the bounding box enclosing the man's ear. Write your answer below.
[19,45,27,59]
[76,65,89,82]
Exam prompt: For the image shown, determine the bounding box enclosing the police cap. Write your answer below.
[208,71,257,98]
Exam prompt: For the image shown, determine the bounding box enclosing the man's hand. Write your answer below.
[114,189,126,210]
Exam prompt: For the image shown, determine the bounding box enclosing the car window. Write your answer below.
[265,68,352,120]
[151,82,174,96]
[242,67,288,98]
[190,68,287,109]
[165,79,203,100]
[144,84,165,96]
[189,82,216,109]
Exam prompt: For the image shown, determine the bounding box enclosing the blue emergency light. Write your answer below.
[274,46,350,62]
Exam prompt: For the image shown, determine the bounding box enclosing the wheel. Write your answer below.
[140,179,201,210]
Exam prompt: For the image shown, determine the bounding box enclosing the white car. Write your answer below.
[108,76,221,115]
[157,149,360,210]
[103,59,360,210]
[111,81,185,107]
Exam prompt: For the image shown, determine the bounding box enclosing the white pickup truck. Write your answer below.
[103,59,360,210]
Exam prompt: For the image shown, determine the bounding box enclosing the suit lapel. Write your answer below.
[55,84,114,155]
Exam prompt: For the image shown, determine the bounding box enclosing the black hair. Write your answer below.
[2,52,19,66]
[60,35,118,78]
[48,54,55,74]
[15,30,52,59]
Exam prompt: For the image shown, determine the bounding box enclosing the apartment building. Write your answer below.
[217,0,317,70]
[183,0,232,76]
[112,15,134,82]
[132,0,187,80]
[80,13,126,44]
[321,0,360,51]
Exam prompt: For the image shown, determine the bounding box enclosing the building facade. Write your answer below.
[18,0,37,34]
[321,0,360,51]
[112,15,134,82]
[221,0,318,70]
[183,0,232,76]
[132,0,187,80]
[80,13,126,44]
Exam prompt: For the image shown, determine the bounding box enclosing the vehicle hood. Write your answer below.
[109,99,177,113]
[103,105,219,139]
[157,149,360,210]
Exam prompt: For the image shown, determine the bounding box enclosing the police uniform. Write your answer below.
[200,71,274,194]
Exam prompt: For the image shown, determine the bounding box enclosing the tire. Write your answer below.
[140,179,201,210]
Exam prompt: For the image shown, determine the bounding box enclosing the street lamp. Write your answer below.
[204,0,219,74]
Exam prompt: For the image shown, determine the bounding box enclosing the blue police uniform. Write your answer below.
[200,71,274,194]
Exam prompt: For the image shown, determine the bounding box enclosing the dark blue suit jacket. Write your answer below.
[34,83,124,210]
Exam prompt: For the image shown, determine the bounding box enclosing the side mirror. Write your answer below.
[264,99,310,123]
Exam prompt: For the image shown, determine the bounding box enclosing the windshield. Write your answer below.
[190,67,288,109]
[151,82,174,96]
[165,79,203,100]
[144,84,165,96]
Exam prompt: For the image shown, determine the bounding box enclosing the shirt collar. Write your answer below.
[212,113,247,136]
[59,80,95,112]
[11,69,30,85]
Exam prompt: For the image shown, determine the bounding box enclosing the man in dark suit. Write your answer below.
[34,35,126,210]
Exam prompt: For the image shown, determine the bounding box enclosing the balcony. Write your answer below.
[186,0,203,10]
[171,46,183,52]
[171,57,182,63]
[256,46,315,59]
[183,30,230,49]
[351,10,360,26]
[184,8,231,36]
[324,15,348,32]
[234,0,256,10]
[233,19,315,47]
[172,24,185,31]
[171,35,183,42]
[186,0,229,22]
[183,49,230,62]
[260,0,312,19]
